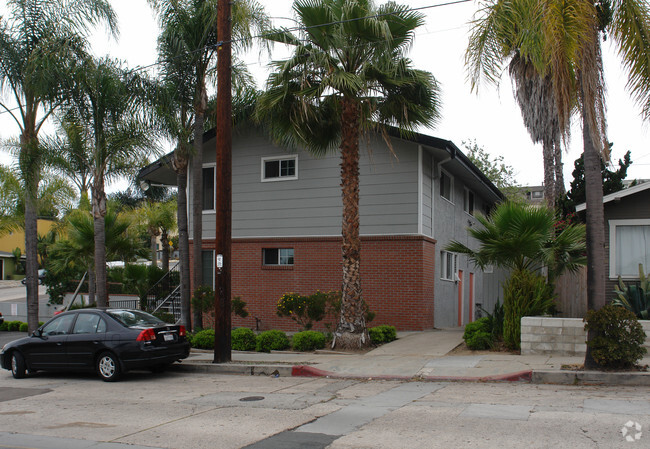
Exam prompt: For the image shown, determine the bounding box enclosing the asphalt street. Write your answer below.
[1,368,649,448]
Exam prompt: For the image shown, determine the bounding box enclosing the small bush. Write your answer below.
[368,325,397,345]
[292,331,326,351]
[231,327,257,351]
[463,317,493,350]
[19,323,28,333]
[256,329,289,353]
[7,321,23,332]
[584,304,647,369]
[191,329,215,350]
[0,322,8,331]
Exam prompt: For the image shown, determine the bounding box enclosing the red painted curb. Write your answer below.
[291,365,533,383]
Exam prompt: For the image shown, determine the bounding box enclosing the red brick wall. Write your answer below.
[190,235,436,331]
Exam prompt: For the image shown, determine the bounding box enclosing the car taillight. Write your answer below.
[136,328,156,342]
[179,325,186,337]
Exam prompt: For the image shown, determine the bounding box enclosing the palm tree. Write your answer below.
[0,0,116,331]
[149,0,269,328]
[466,0,650,367]
[256,0,441,349]
[64,56,155,307]
[466,0,571,208]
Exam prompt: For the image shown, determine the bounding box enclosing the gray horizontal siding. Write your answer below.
[194,130,420,239]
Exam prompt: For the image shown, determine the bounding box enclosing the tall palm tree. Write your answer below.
[0,0,116,331]
[256,0,441,349]
[466,0,650,367]
[149,0,269,328]
[64,56,155,307]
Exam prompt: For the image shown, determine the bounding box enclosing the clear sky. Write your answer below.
[1,0,648,192]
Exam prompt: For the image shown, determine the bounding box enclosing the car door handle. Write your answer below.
[56,342,63,346]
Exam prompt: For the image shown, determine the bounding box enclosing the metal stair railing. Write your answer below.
[152,284,182,323]
[143,262,181,322]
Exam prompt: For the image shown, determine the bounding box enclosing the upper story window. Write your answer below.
[609,219,650,278]
[440,170,453,203]
[464,188,475,215]
[262,155,298,182]
[441,250,458,281]
[263,248,294,266]
[202,166,215,211]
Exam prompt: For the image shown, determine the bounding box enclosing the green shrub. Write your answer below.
[0,321,8,331]
[256,329,289,352]
[584,304,647,369]
[368,325,397,344]
[463,317,493,350]
[19,323,28,333]
[292,331,326,351]
[231,327,257,351]
[7,321,23,332]
[612,264,650,319]
[191,329,215,350]
[232,297,249,318]
[276,291,332,330]
[503,269,556,349]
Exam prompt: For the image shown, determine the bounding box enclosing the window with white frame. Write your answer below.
[202,166,215,211]
[262,155,298,181]
[441,251,458,281]
[263,248,294,266]
[609,219,650,278]
[440,170,453,203]
[464,188,475,215]
[482,264,494,274]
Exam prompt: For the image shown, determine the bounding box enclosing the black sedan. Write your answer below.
[0,308,190,381]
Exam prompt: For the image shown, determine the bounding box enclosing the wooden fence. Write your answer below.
[554,266,588,318]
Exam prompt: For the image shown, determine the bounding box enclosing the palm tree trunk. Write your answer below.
[176,155,192,330]
[333,98,369,350]
[150,234,158,266]
[87,266,96,306]
[21,130,40,333]
[191,87,207,329]
[92,180,108,308]
[542,140,555,208]
[161,230,169,273]
[582,113,607,369]
[554,142,565,200]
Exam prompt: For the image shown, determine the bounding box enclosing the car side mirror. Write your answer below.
[32,329,43,338]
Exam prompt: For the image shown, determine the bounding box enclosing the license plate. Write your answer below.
[164,334,174,342]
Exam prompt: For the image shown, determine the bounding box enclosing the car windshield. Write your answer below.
[106,310,166,327]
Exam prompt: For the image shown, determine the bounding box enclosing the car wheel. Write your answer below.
[11,352,27,379]
[96,352,120,382]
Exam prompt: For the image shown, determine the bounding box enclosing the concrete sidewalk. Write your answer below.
[175,328,650,386]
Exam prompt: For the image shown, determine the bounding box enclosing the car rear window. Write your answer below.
[106,310,166,327]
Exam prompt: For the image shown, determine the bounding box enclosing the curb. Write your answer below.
[170,362,293,377]
[532,369,650,386]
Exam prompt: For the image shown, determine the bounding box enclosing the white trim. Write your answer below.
[440,168,454,204]
[576,181,650,211]
[463,187,475,216]
[261,154,299,182]
[431,153,435,238]
[418,145,423,235]
[440,250,458,281]
[608,218,650,278]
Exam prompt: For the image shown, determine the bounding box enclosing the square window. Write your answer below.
[440,170,453,202]
[441,251,458,281]
[263,248,294,266]
[262,156,298,181]
[610,220,650,278]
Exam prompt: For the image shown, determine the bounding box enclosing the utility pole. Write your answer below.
[214,0,232,363]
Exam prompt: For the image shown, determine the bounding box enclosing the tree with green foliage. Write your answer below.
[0,0,116,331]
[462,140,518,197]
[63,57,155,307]
[256,0,440,349]
[560,149,633,219]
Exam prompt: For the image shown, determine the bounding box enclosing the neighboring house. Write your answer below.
[139,127,506,330]
[0,219,55,280]
[576,181,650,297]
[514,185,545,206]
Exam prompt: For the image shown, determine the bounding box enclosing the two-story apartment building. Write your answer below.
[139,126,506,330]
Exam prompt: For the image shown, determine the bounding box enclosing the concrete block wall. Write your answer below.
[521,317,650,356]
